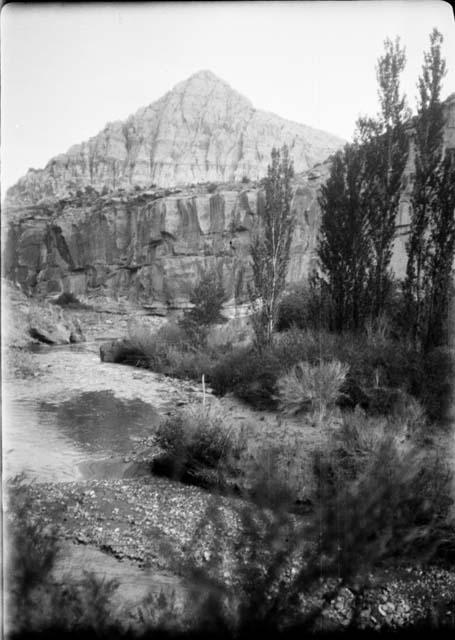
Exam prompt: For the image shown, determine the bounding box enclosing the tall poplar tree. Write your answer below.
[317,144,371,332]
[249,145,295,348]
[404,28,453,349]
[357,37,410,317]
[423,149,455,349]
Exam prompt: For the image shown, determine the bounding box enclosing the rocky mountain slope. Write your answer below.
[6,70,344,205]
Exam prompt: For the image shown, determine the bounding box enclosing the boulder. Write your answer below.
[27,303,85,345]
[2,280,86,347]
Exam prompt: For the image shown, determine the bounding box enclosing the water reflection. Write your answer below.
[40,391,159,454]
[3,390,159,483]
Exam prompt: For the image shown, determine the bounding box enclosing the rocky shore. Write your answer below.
[14,476,455,632]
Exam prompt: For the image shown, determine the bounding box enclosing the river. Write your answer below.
[2,340,163,483]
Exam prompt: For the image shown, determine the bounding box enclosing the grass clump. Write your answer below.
[276,360,349,416]
[152,401,246,488]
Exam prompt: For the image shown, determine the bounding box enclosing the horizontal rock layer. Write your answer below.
[4,175,327,311]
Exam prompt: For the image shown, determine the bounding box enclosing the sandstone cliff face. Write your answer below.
[6,71,344,206]
[5,75,454,312]
[390,92,455,276]
[4,170,327,311]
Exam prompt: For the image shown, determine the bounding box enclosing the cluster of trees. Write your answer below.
[190,31,452,355]
[247,29,454,354]
[315,28,455,351]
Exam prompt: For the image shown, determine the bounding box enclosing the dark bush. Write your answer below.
[421,347,454,423]
[241,176,250,184]
[52,292,80,307]
[277,282,332,332]
[152,402,245,488]
[180,270,226,343]
[207,182,218,194]
[312,414,455,568]
[209,346,281,409]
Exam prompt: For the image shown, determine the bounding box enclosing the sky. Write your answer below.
[1,0,455,192]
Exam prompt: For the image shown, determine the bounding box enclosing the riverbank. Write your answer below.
[3,286,455,634]
[11,475,455,633]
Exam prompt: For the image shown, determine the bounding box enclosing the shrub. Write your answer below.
[245,444,307,513]
[52,292,80,307]
[129,319,186,354]
[6,477,60,631]
[5,476,120,634]
[277,282,332,332]
[272,327,339,369]
[276,360,349,415]
[206,318,252,350]
[166,345,215,380]
[313,409,402,484]
[209,346,281,409]
[207,182,218,194]
[129,319,222,381]
[421,346,454,423]
[180,270,227,347]
[312,424,454,572]
[364,312,392,346]
[128,319,189,370]
[241,176,250,184]
[153,401,246,487]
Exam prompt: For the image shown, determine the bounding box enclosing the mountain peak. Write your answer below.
[186,69,222,82]
[170,69,245,101]
[7,73,345,204]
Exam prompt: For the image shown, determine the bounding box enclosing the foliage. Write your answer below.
[5,476,120,635]
[207,182,218,194]
[128,319,208,377]
[51,291,91,309]
[312,412,454,570]
[244,443,309,513]
[6,476,61,631]
[208,345,281,409]
[153,401,246,487]
[206,318,252,350]
[317,36,411,331]
[276,280,332,332]
[316,143,371,331]
[364,312,392,347]
[209,326,451,420]
[165,345,216,380]
[405,28,455,351]
[249,145,295,348]
[357,36,410,318]
[157,419,455,637]
[276,360,349,416]
[180,269,227,347]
